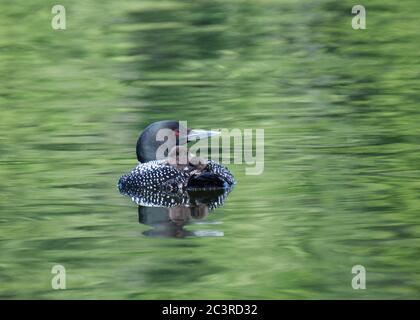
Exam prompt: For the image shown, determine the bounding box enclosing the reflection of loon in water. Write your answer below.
[120,187,232,238]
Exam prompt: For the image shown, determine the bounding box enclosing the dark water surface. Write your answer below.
[1,0,420,298]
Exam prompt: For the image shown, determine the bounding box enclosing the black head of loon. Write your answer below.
[136,120,219,163]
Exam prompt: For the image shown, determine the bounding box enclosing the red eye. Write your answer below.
[173,129,180,137]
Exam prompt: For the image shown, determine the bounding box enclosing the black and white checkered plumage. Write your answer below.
[118,183,233,210]
[118,159,235,193]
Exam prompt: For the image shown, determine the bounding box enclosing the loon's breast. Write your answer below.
[118,160,235,193]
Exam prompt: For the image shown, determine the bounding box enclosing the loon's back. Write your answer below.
[118,159,235,193]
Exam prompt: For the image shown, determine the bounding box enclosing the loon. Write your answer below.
[118,120,235,193]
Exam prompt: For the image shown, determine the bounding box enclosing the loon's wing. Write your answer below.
[205,160,236,185]
[118,160,189,192]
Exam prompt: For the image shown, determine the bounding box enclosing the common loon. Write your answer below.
[118,120,236,193]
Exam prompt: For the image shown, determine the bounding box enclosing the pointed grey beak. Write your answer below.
[187,129,220,142]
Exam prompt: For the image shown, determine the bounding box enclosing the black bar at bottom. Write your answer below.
[0,300,417,318]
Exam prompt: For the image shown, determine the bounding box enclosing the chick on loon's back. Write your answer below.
[118,158,235,192]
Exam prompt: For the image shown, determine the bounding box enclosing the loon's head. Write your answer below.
[136,120,219,163]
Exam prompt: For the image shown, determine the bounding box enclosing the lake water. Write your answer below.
[1,0,420,299]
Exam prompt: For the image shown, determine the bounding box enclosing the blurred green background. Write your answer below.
[1,0,420,298]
